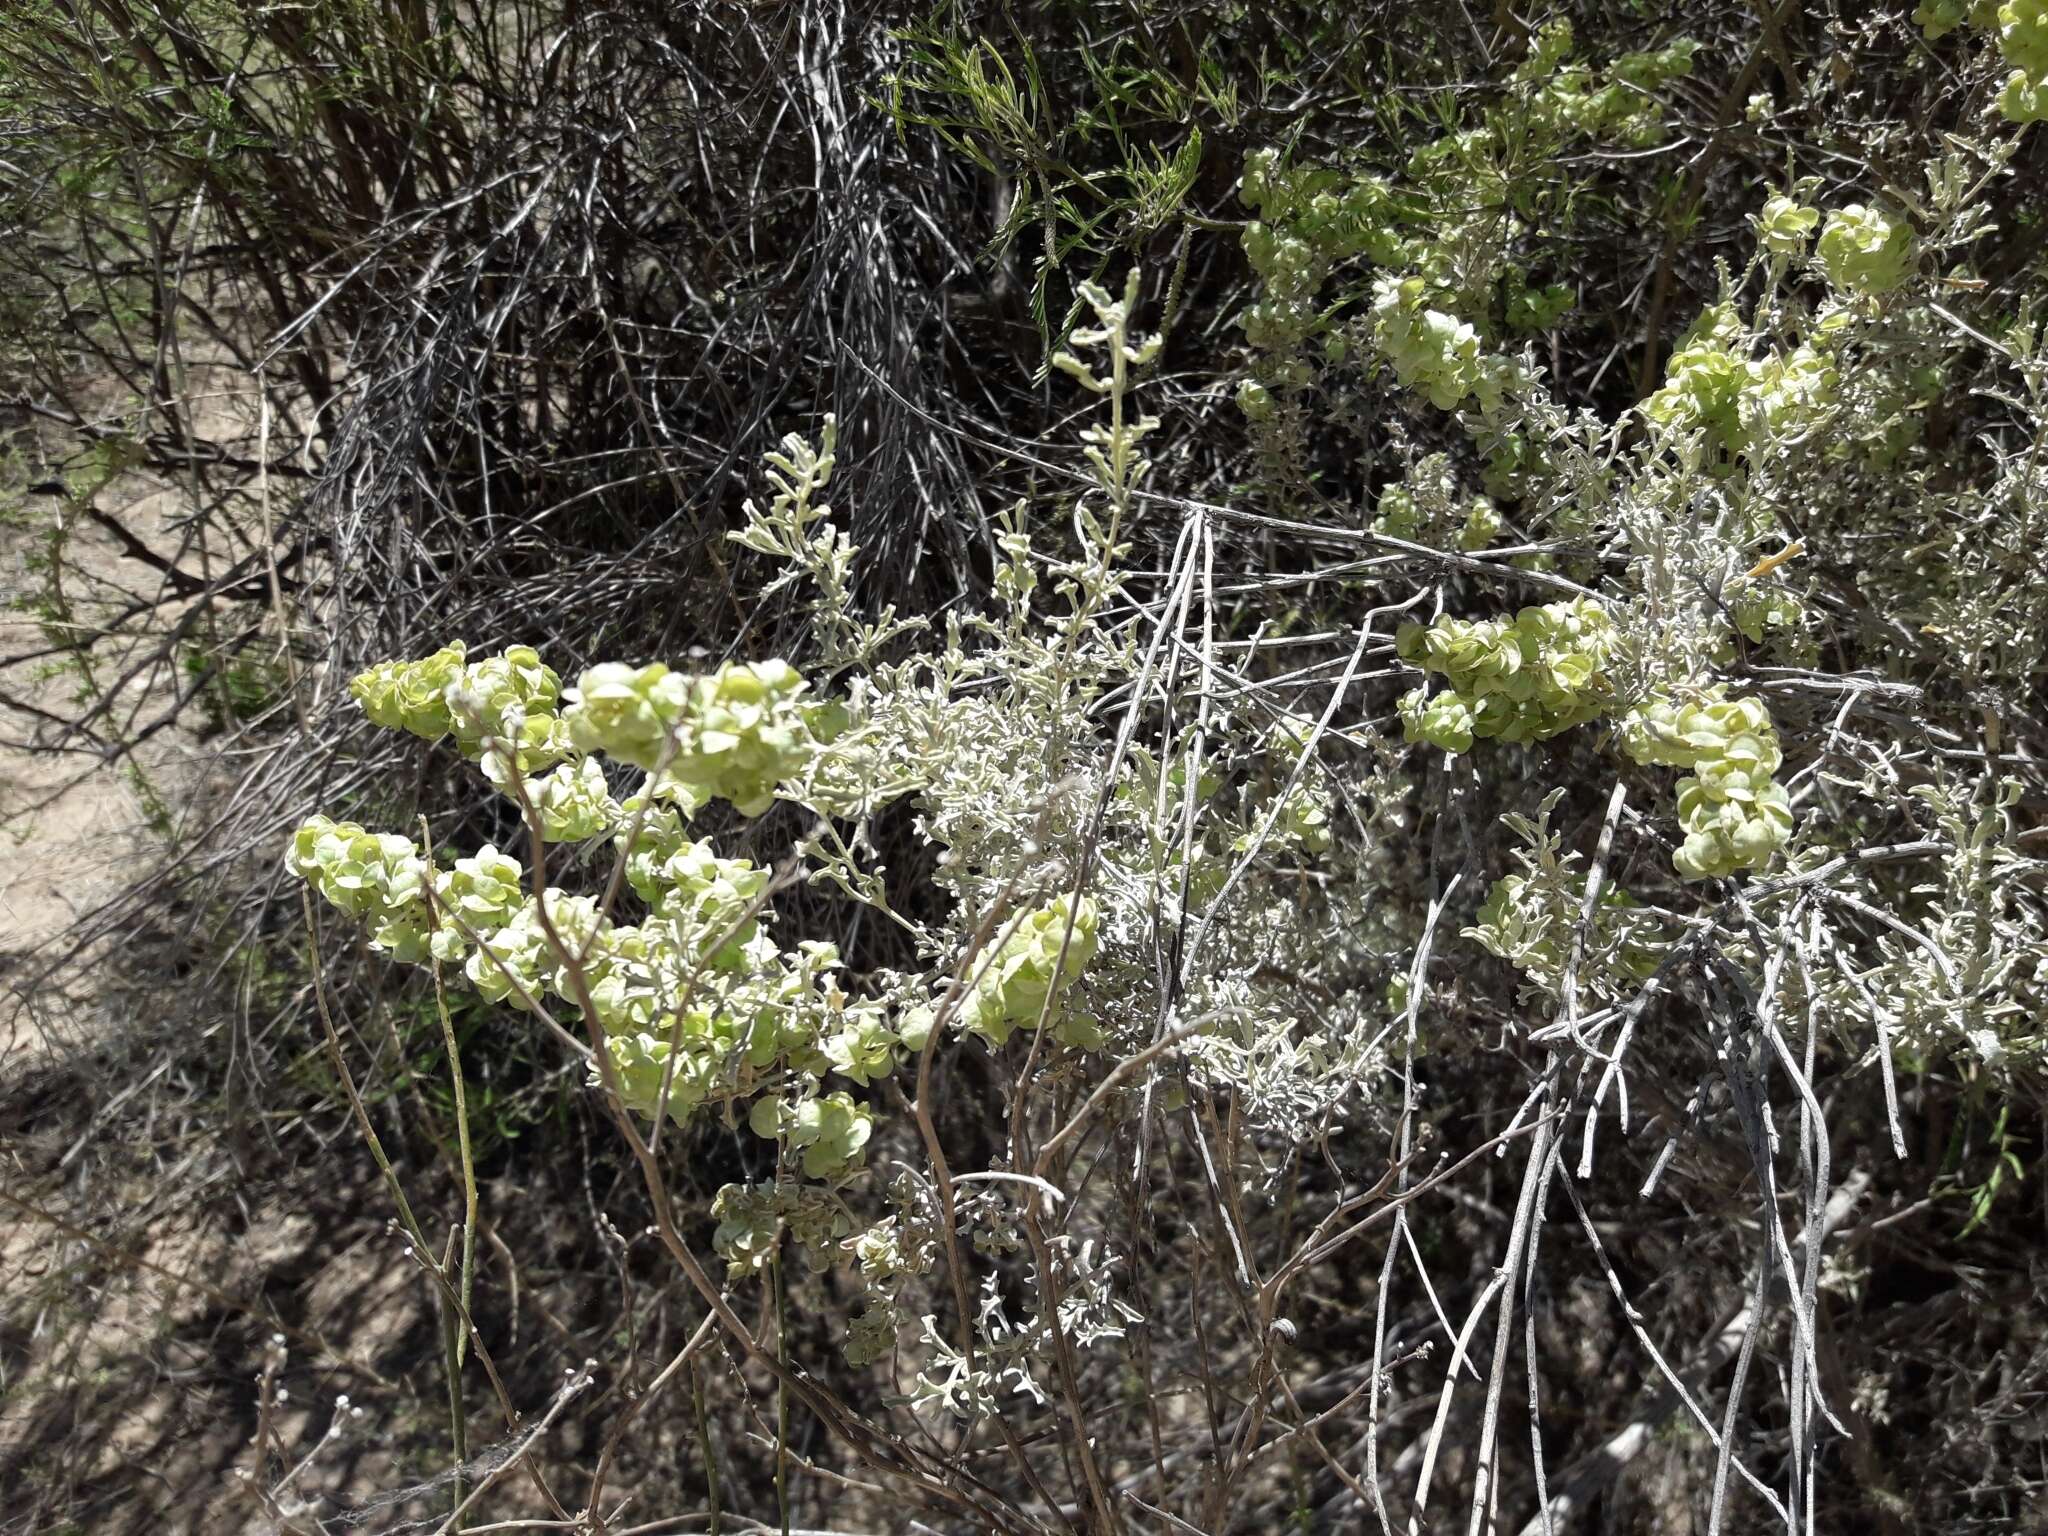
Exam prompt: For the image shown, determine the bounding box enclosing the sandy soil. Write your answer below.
[0,517,194,988]
[0,380,428,1533]
[0,399,222,1006]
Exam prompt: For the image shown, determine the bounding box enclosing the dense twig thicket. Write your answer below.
[3,3,2046,1535]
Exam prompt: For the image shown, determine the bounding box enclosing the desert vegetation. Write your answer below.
[3,2,2046,1533]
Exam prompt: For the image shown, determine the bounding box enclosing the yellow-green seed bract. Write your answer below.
[1396,598,1617,749]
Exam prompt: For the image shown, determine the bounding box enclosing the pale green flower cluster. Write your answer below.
[1459,496,1503,549]
[627,943,887,1129]
[1240,156,1410,262]
[710,1182,852,1283]
[963,894,1101,1049]
[1240,721,1334,857]
[822,1008,899,1086]
[1503,277,1574,334]
[1234,377,1278,422]
[1641,304,1837,457]
[1234,23,1694,452]
[1754,194,1820,256]
[611,796,690,899]
[1914,0,1997,36]
[420,874,897,1137]
[1730,584,1807,649]
[430,843,524,961]
[524,756,617,843]
[1814,205,1916,297]
[288,816,432,960]
[1369,275,1513,413]
[1670,775,1795,880]
[349,641,470,741]
[664,659,815,815]
[574,920,672,1032]
[457,889,581,1007]
[1400,688,1481,754]
[1239,151,1411,352]
[834,1210,939,1365]
[1395,599,1616,751]
[351,643,571,789]
[301,642,906,1185]
[1373,482,1501,552]
[1371,455,1506,548]
[1515,21,1698,146]
[1912,0,2048,119]
[352,646,822,827]
[447,645,568,769]
[1267,790,1332,856]
[1643,318,1749,445]
[350,642,567,804]
[638,832,770,964]
[1620,690,1795,879]
[1371,483,1421,538]
[560,661,687,768]
[563,658,814,816]
[1999,0,2048,119]
[1750,346,1837,438]
[749,1090,878,1180]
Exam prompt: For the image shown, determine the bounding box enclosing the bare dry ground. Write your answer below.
[0,368,680,1535]
[0,392,436,1534]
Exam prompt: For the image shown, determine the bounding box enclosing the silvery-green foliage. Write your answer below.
[1210,47,2048,1107]
[898,1224,1142,1423]
[280,40,2048,1515]
[288,276,1215,1398]
[1815,770,2048,1069]
[1465,791,1669,1002]
[730,416,920,670]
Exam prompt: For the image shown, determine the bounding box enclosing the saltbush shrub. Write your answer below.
[11,3,2048,1533]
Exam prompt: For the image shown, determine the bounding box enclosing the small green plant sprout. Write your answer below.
[729,416,918,670]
